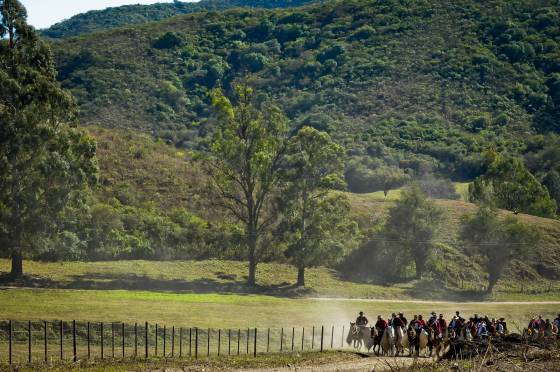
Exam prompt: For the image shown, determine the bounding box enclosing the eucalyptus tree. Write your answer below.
[208,84,288,286]
[281,126,356,287]
[0,0,98,278]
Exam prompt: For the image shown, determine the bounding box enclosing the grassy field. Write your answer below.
[1,287,557,329]
[1,259,559,331]
[0,351,396,371]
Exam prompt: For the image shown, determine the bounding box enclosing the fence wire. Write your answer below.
[0,321,350,365]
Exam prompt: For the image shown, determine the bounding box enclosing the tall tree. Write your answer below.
[460,205,539,293]
[207,84,287,286]
[280,126,355,287]
[383,184,443,280]
[0,0,98,278]
[470,149,557,218]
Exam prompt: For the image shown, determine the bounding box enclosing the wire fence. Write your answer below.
[0,320,351,365]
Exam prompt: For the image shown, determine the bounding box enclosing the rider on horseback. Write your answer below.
[391,313,406,329]
[375,315,388,332]
[414,314,427,330]
[356,311,369,326]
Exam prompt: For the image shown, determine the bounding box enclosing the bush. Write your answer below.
[153,31,184,49]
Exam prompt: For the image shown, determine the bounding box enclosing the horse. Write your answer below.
[427,327,440,357]
[380,326,396,356]
[408,327,429,357]
[418,328,430,357]
[394,326,409,356]
[366,326,380,354]
[346,323,370,350]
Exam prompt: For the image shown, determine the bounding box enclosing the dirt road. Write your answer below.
[236,356,426,372]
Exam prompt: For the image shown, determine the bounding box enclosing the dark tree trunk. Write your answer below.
[297,266,305,287]
[247,232,257,286]
[415,259,424,280]
[10,248,23,279]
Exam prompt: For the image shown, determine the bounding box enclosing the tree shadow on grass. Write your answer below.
[403,280,489,302]
[0,271,314,298]
[0,272,58,288]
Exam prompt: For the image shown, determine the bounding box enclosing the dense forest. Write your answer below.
[51,0,560,200]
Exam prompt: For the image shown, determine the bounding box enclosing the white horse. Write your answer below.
[346,323,370,350]
[395,327,409,356]
[380,326,396,356]
[418,329,429,356]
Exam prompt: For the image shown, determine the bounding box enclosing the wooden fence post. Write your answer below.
[9,320,12,365]
[155,324,158,356]
[207,328,210,357]
[218,329,221,356]
[189,328,192,357]
[179,328,182,357]
[28,320,32,364]
[253,328,257,357]
[73,320,77,362]
[44,321,48,363]
[60,320,64,361]
[122,323,125,359]
[291,328,295,351]
[87,322,90,359]
[280,328,283,352]
[172,326,175,357]
[301,327,305,351]
[267,328,270,353]
[144,322,148,359]
[100,322,104,360]
[134,323,138,358]
[228,329,231,355]
[237,329,240,355]
[311,326,315,350]
[163,325,166,358]
[194,328,198,360]
[320,326,324,352]
[246,328,249,354]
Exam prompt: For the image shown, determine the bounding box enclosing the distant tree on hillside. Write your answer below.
[280,126,356,287]
[207,84,288,286]
[470,149,557,218]
[0,0,98,278]
[460,204,539,293]
[383,184,444,279]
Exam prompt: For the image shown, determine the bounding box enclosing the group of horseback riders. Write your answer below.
[350,311,560,357]
[526,314,560,338]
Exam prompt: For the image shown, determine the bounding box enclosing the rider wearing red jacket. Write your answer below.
[375,316,388,332]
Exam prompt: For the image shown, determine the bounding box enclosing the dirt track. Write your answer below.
[236,356,426,372]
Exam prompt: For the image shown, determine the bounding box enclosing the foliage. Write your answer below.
[49,0,560,203]
[41,0,317,38]
[279,126,356,286]
[381,184,444,279]
[0,0,98,277]
[460,204,540,293]
[469,149,557,218]
[206,84,288,285]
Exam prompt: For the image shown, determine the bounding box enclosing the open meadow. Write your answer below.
[1,259,559,329]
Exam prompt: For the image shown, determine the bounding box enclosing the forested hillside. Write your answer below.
[42,128,560,289]
[51,0,560,197]
[42,0,317,38]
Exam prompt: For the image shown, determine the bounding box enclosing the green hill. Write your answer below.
[42,0,317,39]
[50,0,560,194]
